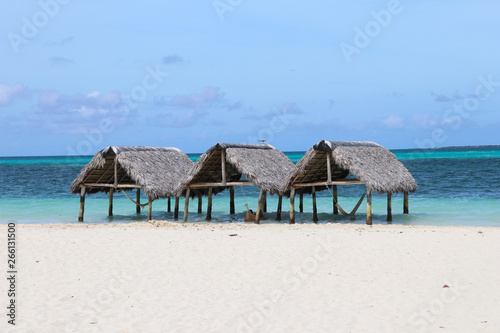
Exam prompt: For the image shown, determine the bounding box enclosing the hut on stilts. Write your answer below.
[69,146,194,222]
[282,140,418,224]
[175,143,295,223]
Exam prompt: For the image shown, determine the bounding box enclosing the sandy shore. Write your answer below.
[1,222,499,333]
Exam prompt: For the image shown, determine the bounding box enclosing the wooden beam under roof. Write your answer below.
[292,179,364,188]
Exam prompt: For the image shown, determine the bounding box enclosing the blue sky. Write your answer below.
[1,1,499,156]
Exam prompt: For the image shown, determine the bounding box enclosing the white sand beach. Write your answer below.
[1,222,500,333]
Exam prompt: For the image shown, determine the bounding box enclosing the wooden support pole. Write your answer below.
[255,189,264,224]
[167,196,171,212]
[366,189,372,225]
[183,188,190,222]
[221,149,227,186]
[312,186,318,222]
[83,183,141,189]
[114,156,118,188]
[276,195,282,220]
[403,191,409,214]
[350,193,366,221]
[230,186,235,214]
[108,187,114,216]
[255,189,265,224]
[206,187,213,221]
[136,188,141,213]
[326,153,332,185]
[78,186,86,222]
[188,181,253,188]
[174,196,179,219]
[299,192,303,213]
[293,179,363,187]
[387,193,392,222]
[263,191,267,213]
[147,197,152,221]
[333,185,338,215]
[197,195,202,214]
[289,188,296,224]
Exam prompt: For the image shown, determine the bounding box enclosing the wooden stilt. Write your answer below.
[263,191,267,213]
[255,189,264,224]
[350,193,366,221]
[183,188,190,222]
[387,193,392,222]
[299,192,303,213]
[114,156,118,188]
[78,186,86,222]
[108,187,114,216]
[230,186,235,214]
[289,188,296,224]
[333,185,338,215]
[197,195,202,214]
[147,197,152,221]
[326,153,332,184]
[110,156,117,218]
[167,196,171,212]
[366,189,372,225]
[312,186,318,222]
[136,188,141,213]
[403,192,409,214]
[221,150,227,186]
[174,196,179,219]
[206,187,213,220]
[276,195,282,220]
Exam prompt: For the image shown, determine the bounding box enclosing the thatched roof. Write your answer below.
[175,143,295,197]
[283,140,417,194]
[69,146,194,200]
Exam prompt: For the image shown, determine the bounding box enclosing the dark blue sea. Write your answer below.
[1,147,499,226]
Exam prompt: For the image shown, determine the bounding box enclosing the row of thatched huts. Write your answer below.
[69,140,418,224]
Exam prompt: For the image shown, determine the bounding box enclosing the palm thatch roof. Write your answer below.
[69,146,194,200]
[283,140,417,194]
[175,143,295,197]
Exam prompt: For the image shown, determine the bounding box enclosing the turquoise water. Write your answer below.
[1,147,499,226]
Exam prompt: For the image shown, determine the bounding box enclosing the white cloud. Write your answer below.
[38,89,122,113]
[382,115,404,129]
[0,83,30,106]
[87,91,100,98]
[242,103,302,121]
[151,109,208,128]
[170,86,223,108]
[412,113,440,129]
[155,86,242,113]
[49,57,74,67]
[33,89,127,134]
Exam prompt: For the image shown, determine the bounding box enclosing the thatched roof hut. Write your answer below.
[283,140,417,225]
[70,146,194,221]
[70,146,193,199]
[283,140,417,194]
[175,143,295,222]
[176,143,294,196]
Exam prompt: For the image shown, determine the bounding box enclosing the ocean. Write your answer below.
[1,147,499,226]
